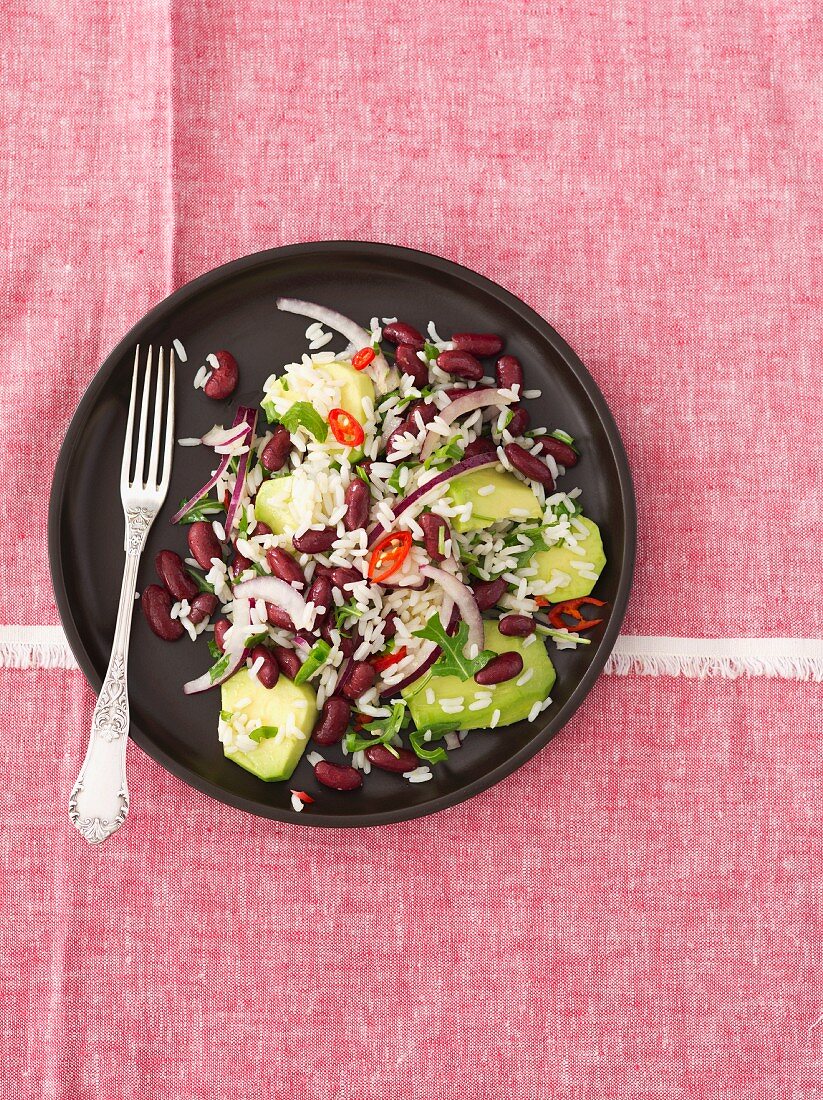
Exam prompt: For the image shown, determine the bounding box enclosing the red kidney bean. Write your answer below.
[267,604,295,631]
[396,344,429,387]
[344,479,370,531]
[307,575,332,628]
[472,576,507,611]
[250,644,279,688]
[254,520,273,536]
[155,549,198,601]
[475,651,524,685]
[321,619,356,656]
[406,399,439,428]
[383,321,424,349]
[188,592,218,625]
[443,386,472,400]
[331,567,362,591]
[203,350,239,400]
[142,585,184,641]
[213,618,231,652]
[436,349,484,381]
[507,406,530,436]
[536,436,579,468]
[265,546,305,588]
[340,660,377,701]
[311,562,336,580]
[187,521,223,571]
[314,761,362,792]
[496,354,523,391]
[463,436,497,459]
[231,551,251,578]
[311,697,351,746]
[419,512,450,562]
[451,332,503,357]
[382,611,398,639]
[386,418,412,460]
[365,745,419,773]
[292,526,337,553]
[260,425,291,472]
[273,645,301,680]
[504,442,555,490]
[498,614,535,637]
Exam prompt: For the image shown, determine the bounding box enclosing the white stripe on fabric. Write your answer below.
[1,626,822,681]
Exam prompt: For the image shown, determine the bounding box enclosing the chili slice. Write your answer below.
[352,346,375,371]
[548,596,607,633]
[370,645,408,673]
[290,790,314,804]
[367,531,412,583]
[328,407,365,448]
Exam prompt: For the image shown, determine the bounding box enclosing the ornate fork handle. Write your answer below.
[69,509,154,844]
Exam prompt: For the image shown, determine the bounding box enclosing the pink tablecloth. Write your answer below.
[3,2,822,1096]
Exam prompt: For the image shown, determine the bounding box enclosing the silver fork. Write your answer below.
[69,345,175,844]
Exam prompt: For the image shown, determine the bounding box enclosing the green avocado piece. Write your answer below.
[255,475,297,536]
[444,468,542,532]
[221,667,318,782]
[402,621,556,736]
[533,516,606,602]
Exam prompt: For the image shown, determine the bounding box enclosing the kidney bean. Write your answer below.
[385,418,412,460]
[365,745,419,773]
[463,436,497,459]
[292,526,337,553]
[507,406,530,436]
[475,651,524,685]
[203,350,239,400]
[250,644,279,688]
[536,436,579,468]
[311,697,351,746]
[307,575,332,629]
[188,592,218,625]
[267,604,296,631]
[344,479,370,531]
[213,618,231,652]
[231,551,251,578]
[451,332,503,357]
[261,425,291,472]
[496,354,523,391]
[436,349,484,381]
[312,563,336,580]
[443,386,472,400]
[340,660,377,701]
[331,567,362,591]
[187,521,223,571]
[321,620,356,657]
[254,520,273,536]
[273,645,301,680]
[396,344,429,387]
[419,512,450,562]
[498,614,535,637]
[266,547,305,588]
[314,761,363,792]
[382,321,424,349]
[406,399,439,428]
[142,585,184,641]
[472,576,507,611]
[504,442,555,490]
[382,611,398,639]
[155,549,198,601]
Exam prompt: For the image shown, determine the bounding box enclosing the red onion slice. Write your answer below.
[420,565,484,654]
[183,597,252,694]
[419,390,514,462]
[171,406,255,524]
[224,409,258,535]
[233,575,308,627]
[366,452,499,547]
[201,422,250,450]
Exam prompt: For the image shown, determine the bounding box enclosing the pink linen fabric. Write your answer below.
[2,1,822,1095]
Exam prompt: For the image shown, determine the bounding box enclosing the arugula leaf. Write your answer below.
[333,598,364,628]
[509,527,548,570]
[176,497,224,524]
[387,462,412,493]
[294,639,331,685]
[354,464,371,484]
[423,341,440,361]
[208,651,232,683]
[344,702,407,753]
[410,729,448,764]
[209,639,222,660]
[219,709,233,722]
[279,401,329,442]
[245,631,269,649]
[424,437,464,470]
[412,615,495,680]
[187,568,215,595]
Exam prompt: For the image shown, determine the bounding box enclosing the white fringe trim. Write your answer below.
[1,627,822,681]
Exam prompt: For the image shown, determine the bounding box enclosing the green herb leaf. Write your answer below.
[424,437,464,470]
[245,631,269,649]
[249,725,279,743]
[410,729,448,764]
[219,709,233,722]
[208,651,231,683]
[333,598,364,628]
[412,615,495,681]
[509,527,548,570]
[550,428,577,449]
[293,639,332,685]
[279,401,329,442]
[423,341,440,361]
[354,464,371,484]
[187,568,215,595]
[387,462,412,493]
[344,702,407,753]
[176,497,224,524]
[208,639,222,660]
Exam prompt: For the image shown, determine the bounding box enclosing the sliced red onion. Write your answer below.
[201,422,250,449]
[419,390,514,462]
[379,601,457,700]
[225,409,258,535]
[233,575,307,627]
[171,406,255,524]
[366,452,499,547]
[421,565,484,654]
[183,598,252,694]
[276,297,398,390]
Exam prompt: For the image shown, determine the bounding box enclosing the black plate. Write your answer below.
[49,242,635,827]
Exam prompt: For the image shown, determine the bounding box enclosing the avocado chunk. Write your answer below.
[402,621,555,736]
[255,475,297,536]
[444,468,542,532]
[262,361,375,459]
[221,667,318,782]
[533,516,606,602]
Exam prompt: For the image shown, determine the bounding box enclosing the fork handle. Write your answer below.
[69,551,141,844]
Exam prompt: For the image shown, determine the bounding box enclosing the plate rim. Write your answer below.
[48,240,636,828]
